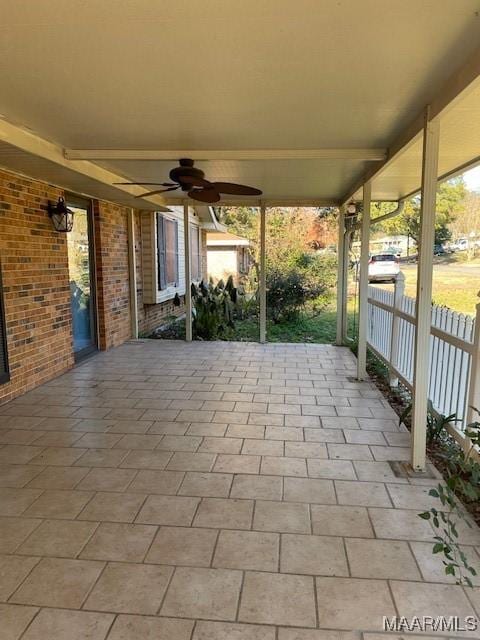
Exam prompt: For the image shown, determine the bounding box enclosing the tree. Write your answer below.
[373,177,466,248]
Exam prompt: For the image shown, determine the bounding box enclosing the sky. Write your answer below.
[463,166,480,193]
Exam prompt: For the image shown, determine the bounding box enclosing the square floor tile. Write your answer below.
[194,497,253,530]
[17,519,98,558]
[30,447,87,466]
[21,608,114,640]
[199,437,243,454]
[0,465,44,489]
[24,490,94,519]
[352,461,399,482]
[283,477,336,504]
[345,538,421,580]
[335,481,391,507]
[77,468,137,492]
[11,557,103,608]
[242,439,284,457]
[157,435,202,451]
[161,566,242,620]
[239,571,316,627]
[78,492,146,522]
[386,483,439,509]
[80,522,157,562]
[230,474,283,500]
[119,449,173,469]
[136,495,200,526]
[307,460,355,480]
[178,471,233,497]
[265,427,303,441]
[0,488,43,516]
[217,451,263,473]
[411,541,480,584]
[390,580,476,624]
[84,562,173,614]
[146,525,217,567]
[128,469,184,494]
[311,504,373,537]
[74,449,129,468]
[213,530,279,572]
[281,534,348,576]
[253,500,310,534]
[108,615,194,640]
[167,452,216,472]
[27,466,89,490]
[0,555,39,600]
[194,621,276,640]
[285,442,328,459]
[315,577,396,630]
[0,517,41,553]
[0,603,39,640]
[261,457,307,477]
[368,507,434,540]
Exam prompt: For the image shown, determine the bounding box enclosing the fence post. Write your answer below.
[183,202,192,342]
[389,271,405,387]
[336,206,346,345]
[357,181,371,380]
[466,297,480,426]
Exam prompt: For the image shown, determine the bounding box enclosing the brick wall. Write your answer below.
[94,201,132,349]
[0,168,74,404]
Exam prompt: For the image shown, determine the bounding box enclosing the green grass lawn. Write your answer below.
[224,301,357,344]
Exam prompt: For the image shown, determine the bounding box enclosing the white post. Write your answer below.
[183,202,192,342]
[412,111,440,472]
[357,181,371,380]
[342,227,350,341]
[466,297,480,425]
[336,206,346,345]
[389,271,405,387]
[127,208,139,339]
[259,204,267,344]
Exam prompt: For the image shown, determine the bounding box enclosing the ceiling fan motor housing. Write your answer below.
[169,158,205,190]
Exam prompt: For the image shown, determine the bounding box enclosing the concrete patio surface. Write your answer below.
[0,340,480,639]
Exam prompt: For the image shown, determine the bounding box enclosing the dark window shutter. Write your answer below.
[174,220,179,285]
[0,261,10,384]
[157,214,167,290]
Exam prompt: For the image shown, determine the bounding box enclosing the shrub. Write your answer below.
[191,277,240,340]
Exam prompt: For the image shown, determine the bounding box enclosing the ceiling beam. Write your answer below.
[64,149,387,162]
[162,197,340,207]
[341,41,480,205]
[0,118,170,210]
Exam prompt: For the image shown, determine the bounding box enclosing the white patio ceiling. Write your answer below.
[0,0,480,205]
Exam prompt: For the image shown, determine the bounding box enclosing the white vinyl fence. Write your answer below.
[367,273,478,435]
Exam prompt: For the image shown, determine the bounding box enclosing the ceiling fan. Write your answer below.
[114,158,262,203]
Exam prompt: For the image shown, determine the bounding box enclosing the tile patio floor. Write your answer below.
[1,340,480,639]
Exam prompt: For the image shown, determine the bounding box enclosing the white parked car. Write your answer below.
[368,253,400,283]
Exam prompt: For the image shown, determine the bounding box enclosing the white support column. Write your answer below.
[183,202,192,342]
[342,228,350,341]
[389,271,405,387]
[467,298,480,425]
[412,112,440,471]
[336,206,346,345]
[259,204,267,344]
[357,181,371,380]
[127,208,138,339]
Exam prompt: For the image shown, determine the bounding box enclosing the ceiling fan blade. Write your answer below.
[179,176,212,188]
[212,182,262,196]
[188,188,221,203]
[114,182,176,187]
[135,186,179,198]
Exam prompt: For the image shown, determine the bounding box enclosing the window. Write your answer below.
[157,214,179,290]
[0,261,10,384]
[190,225,201,281]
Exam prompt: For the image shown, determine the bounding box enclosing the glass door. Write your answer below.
[66,196,97,358]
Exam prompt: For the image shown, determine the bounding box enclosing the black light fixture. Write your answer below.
[47,197,74,232]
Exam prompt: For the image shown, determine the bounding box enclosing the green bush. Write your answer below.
[265,253,336,322]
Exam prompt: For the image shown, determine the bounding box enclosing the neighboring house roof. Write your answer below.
[206,232,250,247]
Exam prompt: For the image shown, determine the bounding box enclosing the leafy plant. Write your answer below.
[191,276,241,340]
[419,407,480,586]
[397,401,457,445]
[419,483,477,586]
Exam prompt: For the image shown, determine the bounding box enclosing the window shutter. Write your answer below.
[157,214,167,290]
[0,262,10,384]
[174,220,179,286]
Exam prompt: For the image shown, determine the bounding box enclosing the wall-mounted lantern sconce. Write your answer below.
[47,197,74,232]
[346,201,357,215]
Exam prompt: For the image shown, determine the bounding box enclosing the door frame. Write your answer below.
[66,193,98,361]
[0,259,10,385]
